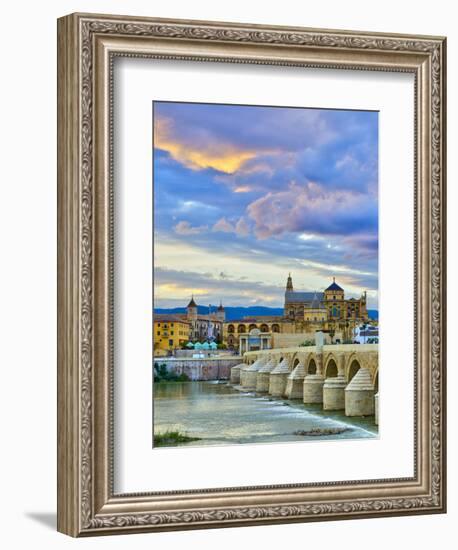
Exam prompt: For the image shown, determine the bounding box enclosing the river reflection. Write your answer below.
[153,381,378,448]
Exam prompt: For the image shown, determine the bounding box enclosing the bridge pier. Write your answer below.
[323,375,346,410]
[285,361,306,399]
[303,350,324,404]
[239,361,252,387]
[345,367,375,416]
[269,357,290,397]
[256,356,277,392]
[243,357,266,389]
[230,363,245,384]
[323,354,346,410]
[303,374,324,403]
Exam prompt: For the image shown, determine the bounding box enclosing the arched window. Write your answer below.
[260,324,269,332]
[227,324,235,333]
[249,324,257,331]
[272,324,280,333]
[237,324,246,334]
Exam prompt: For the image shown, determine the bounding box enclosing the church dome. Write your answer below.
[325,278,343,292]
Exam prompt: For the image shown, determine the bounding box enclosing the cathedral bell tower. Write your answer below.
[216,301,225,322]
[286,273,293,291]
[186,295,198,321]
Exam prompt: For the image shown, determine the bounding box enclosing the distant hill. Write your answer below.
[154,305,379,321]
[154,305,284,321]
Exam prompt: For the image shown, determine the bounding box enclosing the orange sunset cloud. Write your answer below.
[154,116,257,174]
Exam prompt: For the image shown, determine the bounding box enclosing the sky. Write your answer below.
[153,101,378,309]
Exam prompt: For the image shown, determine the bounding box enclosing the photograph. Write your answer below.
[152,101,380,448]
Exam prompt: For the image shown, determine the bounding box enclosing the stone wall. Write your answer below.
[271,332,340,349]
[173,349,236,359]
[153,357,241,381]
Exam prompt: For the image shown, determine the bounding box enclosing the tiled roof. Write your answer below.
[285,291,324,303]
[154,314,190,324]
[187,296,197,307]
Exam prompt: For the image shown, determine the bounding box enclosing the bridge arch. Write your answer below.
[306,355,317,375]
[324,356,338,379]
[291,352,305,368]
[373,369,379,392]
[347,357,361,382]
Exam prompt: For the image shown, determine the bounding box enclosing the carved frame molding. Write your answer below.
[57,13,446,536]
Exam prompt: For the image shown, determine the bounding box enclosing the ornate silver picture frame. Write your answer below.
[57,12,446,536]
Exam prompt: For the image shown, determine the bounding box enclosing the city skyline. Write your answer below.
[153,101,378,309]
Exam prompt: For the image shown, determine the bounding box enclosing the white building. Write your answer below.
[353,324,379,344]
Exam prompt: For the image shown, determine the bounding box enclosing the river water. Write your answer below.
[153,381,377,448]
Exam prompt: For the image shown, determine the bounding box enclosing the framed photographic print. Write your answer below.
[57,13,446,536]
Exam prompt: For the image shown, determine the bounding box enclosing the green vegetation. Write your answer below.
[153,430,201,447]
[299,340,315,347]
[154,362,190,383]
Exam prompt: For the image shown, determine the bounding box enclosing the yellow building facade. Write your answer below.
[222,276,370,350]
[153,314,190,356]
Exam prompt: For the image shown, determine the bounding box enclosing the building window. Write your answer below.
[168,339,173,347]
[171,331,174,335]
[157,331,160,336]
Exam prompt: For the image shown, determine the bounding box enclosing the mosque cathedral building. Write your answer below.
[159,274,370,352]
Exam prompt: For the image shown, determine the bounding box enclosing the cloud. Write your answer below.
[153,102,375,176]
[153,102,379,306]
[235,217,250,236]
[212,217,235,233]
[247,181,377,243]
[154,267,286,308]
[154,115,258,173]
[173,220,208,235]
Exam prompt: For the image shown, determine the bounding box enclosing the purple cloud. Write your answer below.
[247,181,377,241]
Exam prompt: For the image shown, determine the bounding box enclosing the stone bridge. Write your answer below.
[230,344,379,421]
